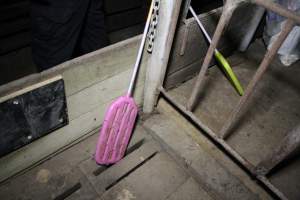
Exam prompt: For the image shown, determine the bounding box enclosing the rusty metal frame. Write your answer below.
[158,0,300,199]
[219,19,295,139]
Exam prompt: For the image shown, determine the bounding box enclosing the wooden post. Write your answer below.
[143,0,183,113]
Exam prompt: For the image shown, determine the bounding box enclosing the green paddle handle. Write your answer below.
[214,50,244,96]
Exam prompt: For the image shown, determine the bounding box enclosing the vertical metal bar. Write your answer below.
[186,1,237,111]
[180,0,192,23]
[220,19,295,139]
[256,124,300,176]
[253,0,300,24]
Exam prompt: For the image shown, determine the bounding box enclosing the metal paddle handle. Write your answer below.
[189,6,212,44]
[127,1,154,97]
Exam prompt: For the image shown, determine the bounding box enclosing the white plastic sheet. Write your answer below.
[264,0,300,66]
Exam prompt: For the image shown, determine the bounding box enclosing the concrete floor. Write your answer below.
[167,39,300,199]
[0,122,235,200]
[0,113,270,200]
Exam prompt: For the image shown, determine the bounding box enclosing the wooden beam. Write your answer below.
[143,0,183,113]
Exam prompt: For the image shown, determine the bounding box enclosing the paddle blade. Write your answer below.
[95,96,138,165]
[214,50,244,96]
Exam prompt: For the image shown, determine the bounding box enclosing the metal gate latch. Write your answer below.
[147,0,160,53]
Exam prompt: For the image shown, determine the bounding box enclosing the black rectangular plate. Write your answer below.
[0,77,68,158]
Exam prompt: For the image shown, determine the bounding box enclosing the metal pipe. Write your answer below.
[220,19,295,139]
[186,2,237,111]
[127,0,154,96]
[254,0,300,24]
[257,175,288,200]
[189,6,212,43]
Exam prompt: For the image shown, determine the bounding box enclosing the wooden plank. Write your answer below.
[0,35,145,97]
[86,140,161,196]
[166,178,213,200]
[0,76,62,103]
[101,152,189,200]
[0,131,101,200]
[78,125,152,187]
[66,176,100,200]
[67,66,146,121]
[0,35,148,182]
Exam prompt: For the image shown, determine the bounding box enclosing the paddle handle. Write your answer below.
[189,6,212,44]
[127,1,154,97]
[214,50,244,96]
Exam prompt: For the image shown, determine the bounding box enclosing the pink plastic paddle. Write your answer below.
[95,1,154,165]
